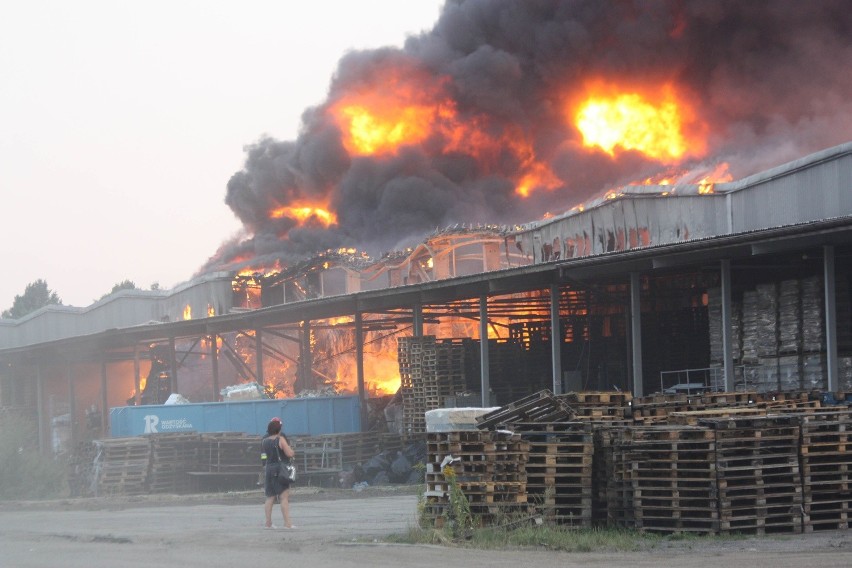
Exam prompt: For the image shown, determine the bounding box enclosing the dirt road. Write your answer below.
[1,488,851,568]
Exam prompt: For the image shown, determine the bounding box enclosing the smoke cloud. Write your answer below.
[200,0,852,274]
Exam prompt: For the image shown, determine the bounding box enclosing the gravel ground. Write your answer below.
[1,487,851,568]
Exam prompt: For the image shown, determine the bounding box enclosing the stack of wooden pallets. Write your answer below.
[800,410,852,531]
[558,391,632,425]
[616,426,719,534]
[95,437,152,496]
[703,416,804,535]
[194,432,260,475]
[475,390,572,430]
[294,432,403,468]
[289,435,343,474]
[423,430,529,528]
[515,422,593,527]
[148,432,200,494]
[398,335,467,438]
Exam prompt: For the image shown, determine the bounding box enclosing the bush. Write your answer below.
[0,412,67,500]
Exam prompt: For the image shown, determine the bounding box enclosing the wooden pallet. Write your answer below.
[475,390,572,430]
[424,430,529,527]
[515,422,593,527]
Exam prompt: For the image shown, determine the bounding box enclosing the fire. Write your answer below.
[270,204,337,227]
[335,102,436,156]
[573,82,706,162]
[183,304,191,320]
[207,304,215,317]
[330,67,562,197]
[330,67,451,156]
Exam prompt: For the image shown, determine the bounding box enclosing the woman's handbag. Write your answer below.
[275,443,297,482]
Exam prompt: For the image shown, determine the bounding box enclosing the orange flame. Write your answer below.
[330,67,561,197]
[331,67,450,156]
[182,304,192,320]
[270,204,337,227]
[573,82,706,162]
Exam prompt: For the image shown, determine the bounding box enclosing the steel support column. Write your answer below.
[550,284,563,395]
[67,366,76,445]
[479,295,490,407]
[255,329,264,386]
[211,334,220,401]
[721,259,734,391]
[299,320,313,392]
[630,272,644,398]
[168,336,178,394]
[133,346,141,406]
[824,245,839,391]
[413,304,423,337]
[355,311,367,431]
[36,363,45,454]
[100,360,109,436]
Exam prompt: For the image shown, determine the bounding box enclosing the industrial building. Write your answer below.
[1,141,851,455]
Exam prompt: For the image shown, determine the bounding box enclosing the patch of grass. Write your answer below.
[389,523,662,551]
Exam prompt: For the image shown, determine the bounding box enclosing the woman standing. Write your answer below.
[262,417,296,529]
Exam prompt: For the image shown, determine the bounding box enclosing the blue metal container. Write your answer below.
[109,395,360,437]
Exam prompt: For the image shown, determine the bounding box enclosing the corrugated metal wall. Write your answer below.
[0,273,234,349]
[729,149,852,232]
[515,142,852,264]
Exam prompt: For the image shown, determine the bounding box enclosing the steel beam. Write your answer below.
[355,311,367,431]
[36,364,45,454]
[67,366,76,445]
[211,334,220,401]
[255,329,264,386]
[100,360,109,436]
[630,272,644,398]
[721,259,734,391]
[168,336,178,394]
[413,304,423,337]
[824,245,839,391]
[550,284,563,395]
[133,346,141,406]
[479,295,490,406]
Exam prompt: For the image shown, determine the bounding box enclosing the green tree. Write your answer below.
[1,279,62,319]
[98,279,137,301]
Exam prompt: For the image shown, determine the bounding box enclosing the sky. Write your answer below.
[0,0,445,310]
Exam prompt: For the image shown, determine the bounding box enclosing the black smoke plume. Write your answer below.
[200,0,852,274]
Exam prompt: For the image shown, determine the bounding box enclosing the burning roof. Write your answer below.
[198,0,852,283]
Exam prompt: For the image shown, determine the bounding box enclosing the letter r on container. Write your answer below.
[144,415,160,433]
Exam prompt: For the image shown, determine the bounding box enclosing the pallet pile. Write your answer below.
[94,437,151,496]
[705,416,804,535]
[427,389,852,535]
[614,426,719,535]
[632,391,821,425]
[592,427,617,526]
[398,336,467,438]
[424,430,529,528]
[475,390,572,430]
[67,440,99,497]
[195,432,260,474]
[514,422,593,527]
[800,411,852,531]
[148,432,201,493]
[558,391,632,425]
[296,432,403,468]
[289,435,343,474]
